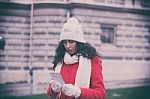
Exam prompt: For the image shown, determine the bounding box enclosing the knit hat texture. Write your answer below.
[60,17,86,43]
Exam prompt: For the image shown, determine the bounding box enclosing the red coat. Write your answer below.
[47,56,106,99]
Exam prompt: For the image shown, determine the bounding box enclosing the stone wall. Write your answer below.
[70,4,150,88]
[0,2,30,84]
[70,5,150,61]
[31,3,67,69]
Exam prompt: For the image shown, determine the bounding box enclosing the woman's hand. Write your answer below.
[62,84,81,98]
[50,80,62,93]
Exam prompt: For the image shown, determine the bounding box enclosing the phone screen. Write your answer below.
[50,73,65,85]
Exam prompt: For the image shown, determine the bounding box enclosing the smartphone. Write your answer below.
[50,73,65,85]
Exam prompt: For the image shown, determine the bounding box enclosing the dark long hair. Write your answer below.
[52,41,101,70]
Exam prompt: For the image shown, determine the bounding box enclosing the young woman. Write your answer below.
[47,17,106,99]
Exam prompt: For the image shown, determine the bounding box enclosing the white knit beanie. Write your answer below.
[60,17,86,43]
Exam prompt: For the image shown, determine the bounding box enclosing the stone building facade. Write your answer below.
[0,0,150,95]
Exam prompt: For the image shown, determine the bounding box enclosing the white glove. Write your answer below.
[62,84,81,98]
[50,80,62,93]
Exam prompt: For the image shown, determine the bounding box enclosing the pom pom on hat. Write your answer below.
[67,17,80,24]
[60,17,86,43]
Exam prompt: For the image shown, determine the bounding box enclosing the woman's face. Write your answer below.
[63,40,77,55]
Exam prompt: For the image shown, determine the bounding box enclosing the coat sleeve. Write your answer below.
[47,84,60,98]
[79,56,106,99]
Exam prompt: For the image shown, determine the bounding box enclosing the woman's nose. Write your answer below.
[66,42,71,48]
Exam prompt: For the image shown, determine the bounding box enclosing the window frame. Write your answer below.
[100,23,117,45]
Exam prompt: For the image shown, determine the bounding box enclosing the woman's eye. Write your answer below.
[63,41,67,44]
[69,40,74,43]
[63,40,75,44]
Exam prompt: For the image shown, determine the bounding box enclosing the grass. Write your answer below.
[0,86,150,99]
[106,86,150,99]
[0,94,48,99]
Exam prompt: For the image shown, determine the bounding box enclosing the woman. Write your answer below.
[47,17,106,99]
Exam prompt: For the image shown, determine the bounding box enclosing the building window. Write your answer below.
[100,24,116,44]
[141,0,150,8]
